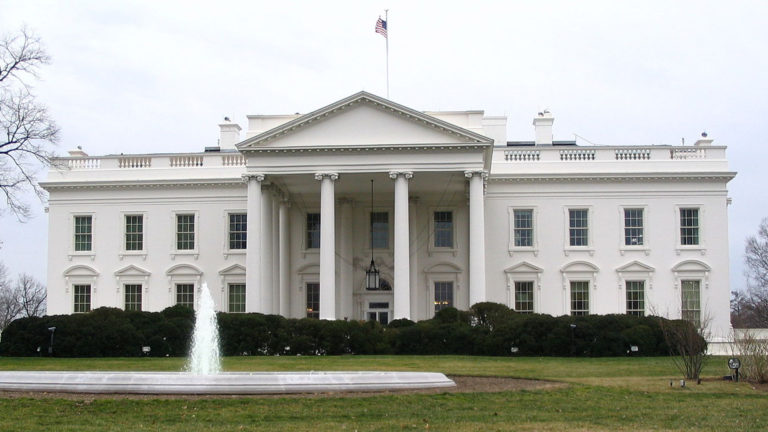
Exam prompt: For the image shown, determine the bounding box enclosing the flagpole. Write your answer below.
[385,9,389,99]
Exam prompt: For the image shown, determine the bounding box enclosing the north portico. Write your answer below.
[236,91,494,321]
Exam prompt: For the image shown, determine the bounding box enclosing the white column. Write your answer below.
[316,172,338,320]
[261,186,274,314]
[390,171,413,320]
[271,193,280,314]
[243,174,264,313]
[339,198,354,320]
[409,196,419,320]
[466,170,487,306]
[278,199,291,317]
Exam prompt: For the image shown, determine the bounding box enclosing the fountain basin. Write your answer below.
[0,371,456,394]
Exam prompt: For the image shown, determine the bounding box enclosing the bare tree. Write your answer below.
[0,262,21,331]
[15,273,46,318]
[1,27,60,220]
[734,218,768,328]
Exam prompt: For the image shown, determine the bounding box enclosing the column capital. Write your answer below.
[314,172,339,181]
[388,171,414,180]
[463,169,488,180]
[242,173,265,182]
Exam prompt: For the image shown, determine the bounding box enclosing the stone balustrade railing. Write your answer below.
[61,152,247,170]
[501,145,725,163]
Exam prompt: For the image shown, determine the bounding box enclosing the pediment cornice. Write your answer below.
[237,91,493,150]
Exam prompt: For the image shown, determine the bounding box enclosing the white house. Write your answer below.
[41,91,736,343]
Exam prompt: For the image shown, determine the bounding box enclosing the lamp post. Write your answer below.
[48,326,56,356]
[365,179,380,291]
[569,323,576,356]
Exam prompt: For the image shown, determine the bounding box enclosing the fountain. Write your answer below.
[0,283,455,394]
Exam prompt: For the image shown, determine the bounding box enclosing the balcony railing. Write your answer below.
[62,153,247,170]
[501,145,724,163]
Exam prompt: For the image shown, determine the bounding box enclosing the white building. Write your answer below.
[41,91,736,342]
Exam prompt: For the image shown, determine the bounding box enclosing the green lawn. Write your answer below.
[0,356,765,431]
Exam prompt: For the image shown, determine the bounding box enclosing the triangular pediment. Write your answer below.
[114,265,151,277]
[504,261,543,274]
[616,261,655,274]
[218,264,246,276]
[237,91,493,150]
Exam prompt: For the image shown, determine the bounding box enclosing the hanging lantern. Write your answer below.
[366,259,380,290]
[365,179,379,290]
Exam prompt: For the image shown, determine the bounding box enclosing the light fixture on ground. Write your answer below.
[366,179,380,290]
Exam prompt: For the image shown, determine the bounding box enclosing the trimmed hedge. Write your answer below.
[0,302,695,357]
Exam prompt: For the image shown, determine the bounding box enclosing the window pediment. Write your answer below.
[560,261,599,274]
[218,264,246,276]
[166,263,203,277]
[63,264,99,277]
[672,260,711,273]
[114,264,151,277]
[616,261,655,274]
[504,261,543,274]
[424,262,462,274]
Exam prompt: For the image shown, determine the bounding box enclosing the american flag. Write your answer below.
[375,17,387,38]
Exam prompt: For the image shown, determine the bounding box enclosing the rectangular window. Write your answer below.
[434,281,454,312]
[176,214,195,250]
[176,284,195,308]
[513,209,534,247]
[228,213,247,250]
[124,284,142,311]
[624,208,644,246]
[125,215,144,251]
[514,281,534,313]
[306,282,319,318]
[625,281,645,317]
[569,209,589,246]
[74,215,93,252]
[228,283,246,313]
[306,213,321,249]
[681,280,701,325]
[680,208,700,246]
[434,211,454,248]
[370,212,389,249]
[73,284,91,313]
[570,281,589,316]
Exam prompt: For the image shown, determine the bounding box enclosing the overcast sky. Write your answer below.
[1,0,766,295]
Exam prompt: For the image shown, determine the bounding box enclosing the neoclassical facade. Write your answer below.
[42,91,736,341]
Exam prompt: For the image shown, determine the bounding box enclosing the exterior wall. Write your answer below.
[46,184,247,314]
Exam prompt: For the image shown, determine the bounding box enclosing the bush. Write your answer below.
[0,302,674,358]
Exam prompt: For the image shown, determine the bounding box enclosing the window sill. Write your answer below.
[224,250,246,259]
[171,251,199,260]
[428,247,458,257]
[508,247,539,257]
[675,246,706,256]
[119,252,147,260]
[68,252,95,261]
[564,247,595,257]
[619,247,650,256]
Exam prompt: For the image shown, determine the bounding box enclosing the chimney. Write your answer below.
[694,131,713,147]
[533,110,554,145]
[68,146,88,157]
[219,117,242,150]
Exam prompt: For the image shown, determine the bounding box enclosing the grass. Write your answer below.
[0,355,766,431]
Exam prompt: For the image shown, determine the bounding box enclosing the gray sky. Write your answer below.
[1,0,766,295]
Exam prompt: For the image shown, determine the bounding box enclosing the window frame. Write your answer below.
[514,281,535,313]
[429,208,458,256]
[227,212,248,251]
[305,282,320,319]
[619,206,649,255]
[625,280,645,317]
[228,283,246,313]
[175,283,195,309]
[563,207,594,255]
[677,206,704,252]
[124,283,143,311]
[508,207,538,256]
[70,213,95,258]
[171,211,199,257]
[681,279,701,325]
[433,281,454,313]
[569,280,590,316]
[305,212,321,250]
[73,284,92,313]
